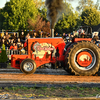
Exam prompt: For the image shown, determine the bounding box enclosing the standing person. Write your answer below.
[20,44,25,54]
[1,39,5,45]
[9,43,17,50]
[29,31,34,38]
[10,39,14,46]
[2,35,7,43]
[33,35,36,38]
[33,32,38,38]
[6,39,11,49]
[12,32,17,43]
[45,34,49,38]
[20,32,25,43]
[92,32,99,42]
[73,32,78,38]
[55,32,59,37]
[5,32,10,40]
[66,33,71,43]
[74,31,79,37]
[80,29,85,38]
[9,43,18,54]
[25,33,30,40]
[63,33,66,38]
[40,31,43,38]
[16,38,22,48]
[62,33,66,41]
[17,43,22,54]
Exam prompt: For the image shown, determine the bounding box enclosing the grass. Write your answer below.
[0,85,100,99]
[50,87,56,91]
[65,86,77,90]
[79,94,84,97]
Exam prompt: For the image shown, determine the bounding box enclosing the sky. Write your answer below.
[0,0,98,10]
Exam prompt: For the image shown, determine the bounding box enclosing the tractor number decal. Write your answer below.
[31,42,56,58]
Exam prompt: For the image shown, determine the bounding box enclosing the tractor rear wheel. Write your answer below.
[65,41,100,76]
[20,59,36,74]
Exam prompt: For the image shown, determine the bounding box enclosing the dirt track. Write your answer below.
[0,73,100,83]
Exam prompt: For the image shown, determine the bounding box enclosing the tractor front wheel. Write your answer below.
[20,59,36,74]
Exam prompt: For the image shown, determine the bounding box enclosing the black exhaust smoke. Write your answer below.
[45,0,65,37]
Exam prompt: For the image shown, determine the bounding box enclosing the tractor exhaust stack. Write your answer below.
[51,29,54,37]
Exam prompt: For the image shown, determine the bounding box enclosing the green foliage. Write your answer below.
[65,86,77,90]
[40,87,47,90]
[53,2,83,34]
[38,94,44,97]
[79,94,84,97]
[39,7,47,21]
[2,86,100,98]
[79,87,85,91]
[0,0,39,30]
[0,44,7,63]
[55,11,82,34]
[81,7,100,27]
[1,0,100,34]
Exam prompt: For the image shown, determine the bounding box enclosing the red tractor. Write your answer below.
[11,26,100,75]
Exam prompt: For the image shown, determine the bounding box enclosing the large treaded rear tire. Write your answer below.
[65,41,100,76]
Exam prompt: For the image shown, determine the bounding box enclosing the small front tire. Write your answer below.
[20,59,36,74]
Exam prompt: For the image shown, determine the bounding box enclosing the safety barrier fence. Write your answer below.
[0,49,28,60]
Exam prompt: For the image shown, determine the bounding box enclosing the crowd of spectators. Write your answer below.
[61,30,100,44]
[0,32,24,54]
[0,29,100,54]
[0,31,51,54]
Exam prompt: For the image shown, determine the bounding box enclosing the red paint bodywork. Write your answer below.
[11,38,66,69]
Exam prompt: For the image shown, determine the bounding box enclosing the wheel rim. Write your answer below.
[74,48,96,70]
[23,62,34,72]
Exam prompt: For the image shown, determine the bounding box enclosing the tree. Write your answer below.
[39,7,47,21]
[33,0,45,9]
[81,7,100,27]
[28,15,50,33]
[0,8,2,13]
[0,8,3,29]
[55,11,82,34]
[0,0,39,30]
[54,2,82,34]
[0,44,7,63]
[33,0,48,21]
[76,0,95,12]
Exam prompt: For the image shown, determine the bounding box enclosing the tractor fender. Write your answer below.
[64,42,77,55]
[63,42,72,55]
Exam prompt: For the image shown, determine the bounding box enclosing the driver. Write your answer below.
[80,29,85,38]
